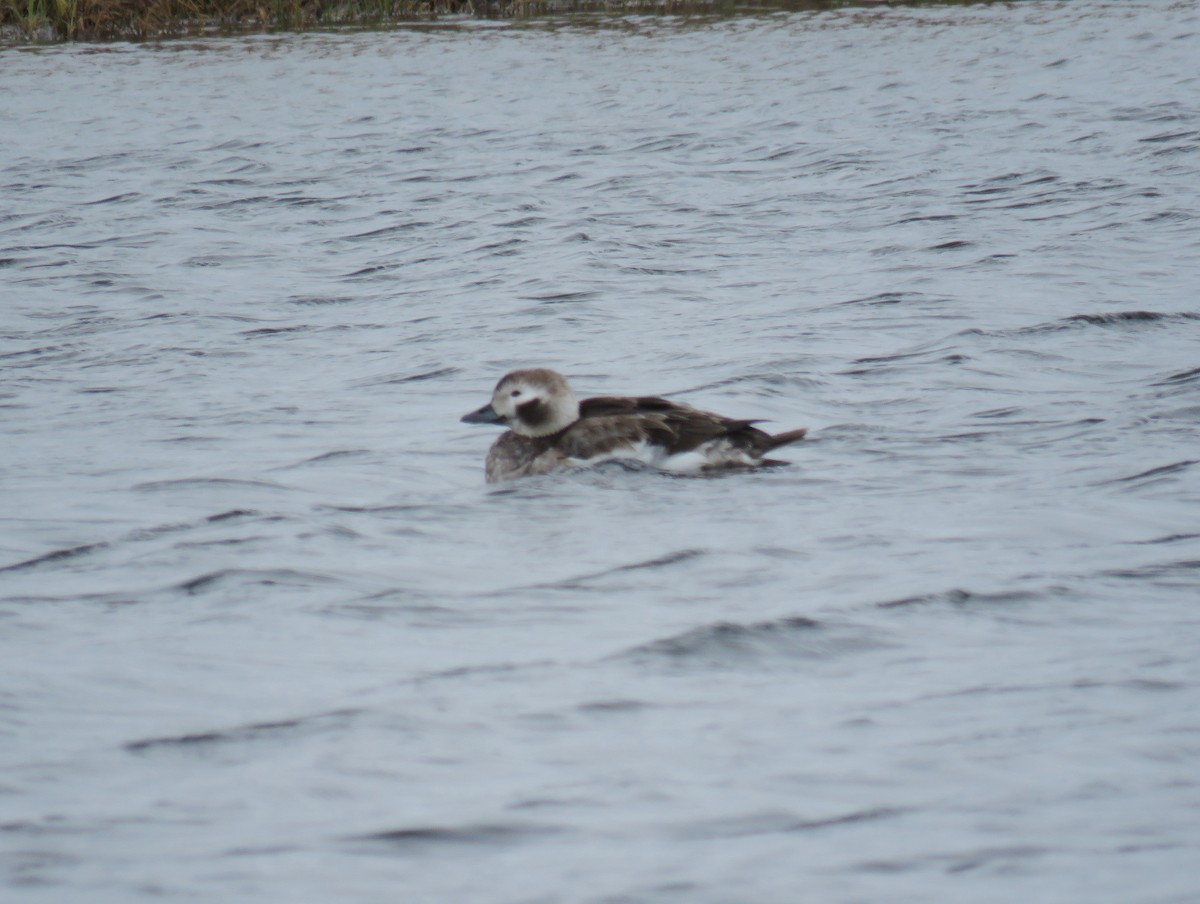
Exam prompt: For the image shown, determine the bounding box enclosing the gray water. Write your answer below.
[3,2,1200,901]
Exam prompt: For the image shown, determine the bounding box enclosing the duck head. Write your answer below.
[461,368,580,438]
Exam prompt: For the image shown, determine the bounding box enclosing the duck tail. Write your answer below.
[765,427,808,451]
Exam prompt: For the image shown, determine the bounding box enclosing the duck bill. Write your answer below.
[461,403,505,425]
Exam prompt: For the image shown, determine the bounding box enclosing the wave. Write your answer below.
[616,615,888,668]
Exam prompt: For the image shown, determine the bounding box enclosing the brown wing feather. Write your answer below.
[578,396,679,418]
[577,395,787,457]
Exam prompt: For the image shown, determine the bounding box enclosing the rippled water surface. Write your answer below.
[4,2,1200,901]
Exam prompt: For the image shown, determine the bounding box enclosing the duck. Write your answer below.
[461,368,807,483]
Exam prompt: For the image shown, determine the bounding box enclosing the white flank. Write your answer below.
[569,440,754,474]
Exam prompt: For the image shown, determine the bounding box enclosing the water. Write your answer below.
[3,2,1200,901]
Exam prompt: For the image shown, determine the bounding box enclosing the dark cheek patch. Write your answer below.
[517,398,549,428]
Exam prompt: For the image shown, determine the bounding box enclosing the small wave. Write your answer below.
[625,616,818,657]
[512,549,706,593]
[497,215,546,228]
[174,568,340,596]
[519,291,599,304]
[410,660,552,684]
[367,367,460,385]
[1061,311,1200,327]
[134,477,291,492]
[285,294,358,306]
[1004,311,1200,334]
[0,542,108,573]
[1132,532,1200,546]
[844,349,964,371]
[340,221,435,242]
[889,213,958,225]
[353,822,563,848]
[970,407,1023,419]
[469,237,524,257]
[615,615,888,668]
[127,708,361,752]
[274,449,371,469]
[858,844,1047,876]
[208,509,260,522]
[576,698,651,714]
[1102,559,1200,581]
[1141,209,1197,224]
[123,510,263,542]
[0,819,88,838]
[1152,366,1200,387]
[239,325,312,338]
[666,372,823,396]
[82,192,142,206]
[878,588,1054,609]
[835,291,941,307]
[1100,460,1198,486]
[342,263,399,280]
[1138,129,1200,144]
[677,806,907,840]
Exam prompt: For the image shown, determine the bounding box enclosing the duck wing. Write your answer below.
[576,395,786,457]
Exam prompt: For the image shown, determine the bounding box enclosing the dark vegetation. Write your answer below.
[0,0,1010,43]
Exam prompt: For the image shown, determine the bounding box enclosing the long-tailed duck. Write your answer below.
[461,368,807,483]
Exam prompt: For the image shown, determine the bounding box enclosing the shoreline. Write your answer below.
[2,0,1020,44]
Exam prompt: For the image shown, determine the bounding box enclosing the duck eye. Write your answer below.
[510,389,521,397]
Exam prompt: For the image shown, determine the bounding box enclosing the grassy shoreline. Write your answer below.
[2,0,1015,43]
